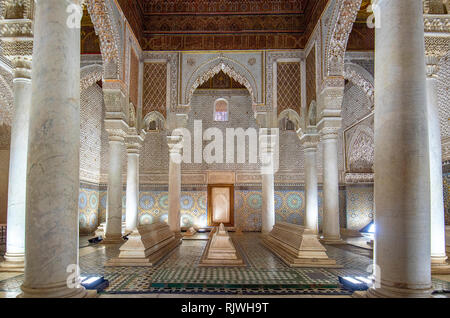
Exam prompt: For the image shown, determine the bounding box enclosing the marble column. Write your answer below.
[103,134,125,244]
[260,129,275,234]
[301,134,320,234]
[261,174,275,234]
[364,0,432,298]
[167,136,183,233]
[426,55,449,270]
[0,59,31,271]
[125,142,141,232]
[20,0,86,298]
[320,131,344,244]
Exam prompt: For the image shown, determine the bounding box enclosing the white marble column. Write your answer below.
[103,135,125,243]
[167,136,182,233]
[426,55,449,270]
[260,129,276,234]
[20,0,86,298]
[364,0,432,298]
[0,59,31,271]
[125,142,141,232]
[261,174,275,234]
[301,135,320,234]
[320,131,344,244]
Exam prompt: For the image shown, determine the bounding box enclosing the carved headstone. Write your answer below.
[105,222,181,266]
[200,223,244,266]
[263,222,341,268]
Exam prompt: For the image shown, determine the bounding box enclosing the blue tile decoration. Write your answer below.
[345,185,374,231]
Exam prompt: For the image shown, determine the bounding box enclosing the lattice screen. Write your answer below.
[277,62,301,115]
[143,62,167,117]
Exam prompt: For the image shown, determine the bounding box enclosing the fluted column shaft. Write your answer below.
[125,145,140,232]
[167,136,182,233]
[20,0,86,298]
[426,56,448,267]
[367,0,432,298]
[321,132,343,243]
[103,137,125,243]
[1,60,32,271]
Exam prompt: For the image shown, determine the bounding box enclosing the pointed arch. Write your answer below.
[183,56,259,107]
[278,109,303,132]
[324,0,362,77]
[143,111,166,131]
[344,62,374,107]
[85,0,122,80]
[80,64,103,91]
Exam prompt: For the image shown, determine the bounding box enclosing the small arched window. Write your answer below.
[214,98,229,122]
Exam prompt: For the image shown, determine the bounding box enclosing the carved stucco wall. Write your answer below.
[0,66,12,126]
[80,84,104,184]
[341,78,374,230]
[438,52,450,160]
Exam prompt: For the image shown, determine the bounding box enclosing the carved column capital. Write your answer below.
[105,119,128,142]
[167,135,183,155]
[299,133,320,151]
[0,1,34,80]
[125,134,143,155]
[426,54,441,78]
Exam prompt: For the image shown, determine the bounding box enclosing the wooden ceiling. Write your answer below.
[116,0,330,50]
[81,1,374,53]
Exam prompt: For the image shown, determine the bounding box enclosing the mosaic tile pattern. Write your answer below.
[138,191,207,228]
[79,186,100,234]
[345,185,374,231]
[235,189,325,232]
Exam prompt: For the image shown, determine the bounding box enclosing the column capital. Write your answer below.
[317,82,344,125]
[299,133,320,151]
[425,54,441,78]
[10,56,32,81]
[105,119,128,142]
[0,2,33,82]
[103,87,129,122]
[317,117,341,141]
[126,129,144,154]
[167,135,183,154]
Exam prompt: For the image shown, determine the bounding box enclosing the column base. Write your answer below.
[19,282,89,298]
[320,236,346,245]
[0,253,25,272]
[431,255,450,274]
[101,234,125,244]
[352,286,433,298]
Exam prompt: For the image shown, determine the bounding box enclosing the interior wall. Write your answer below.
[0,149,9,224]
[444,162,450,225]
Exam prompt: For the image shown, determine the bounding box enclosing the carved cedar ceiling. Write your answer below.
[116,0,329,50]
[81,8,101,54]
[347,0,374,51]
